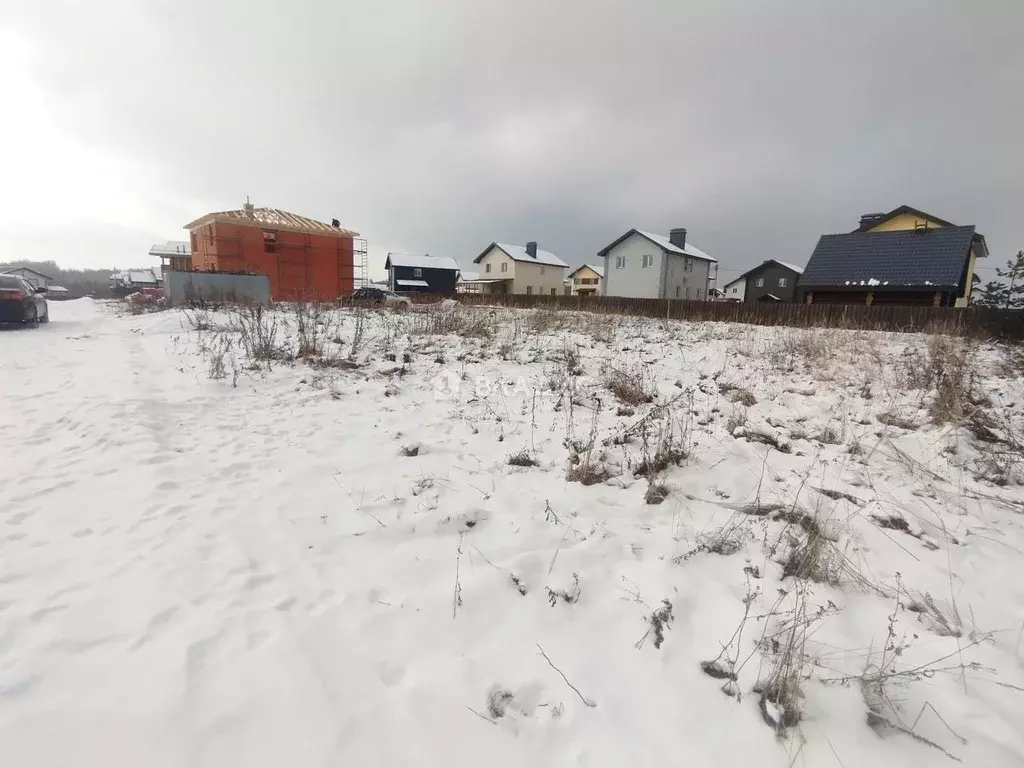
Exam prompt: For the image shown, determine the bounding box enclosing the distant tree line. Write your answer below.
[0,260,117,299]
[976,250,1024,309]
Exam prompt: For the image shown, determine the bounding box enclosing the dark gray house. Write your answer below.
[798,226,982,306]
[385,254,460,294]
[722,260,803,303]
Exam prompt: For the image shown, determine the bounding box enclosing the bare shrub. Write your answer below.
[203,333,234,380]
[126,293,168,315]
[293,301,322,359]
[696,514,752,557]
[185,308,214,332]
[602,364,656,405]
[753,589,839,733]
[236,305,282,364]
[633,405,691,477]
[566,405,610,485]
[348,309,366,359]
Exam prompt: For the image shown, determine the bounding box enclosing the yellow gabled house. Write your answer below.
[853,206,988,307]
[800,206,989,307]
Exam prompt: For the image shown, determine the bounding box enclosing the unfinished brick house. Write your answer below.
[184,200,359,300]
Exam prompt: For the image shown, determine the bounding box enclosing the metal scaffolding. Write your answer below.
[353,238,369,288]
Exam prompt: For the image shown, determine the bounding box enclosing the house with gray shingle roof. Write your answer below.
[470,241,568,295]
[598,227,718,300]
[799,206,988,307]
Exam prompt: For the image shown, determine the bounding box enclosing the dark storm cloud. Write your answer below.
[4,0,1023,275]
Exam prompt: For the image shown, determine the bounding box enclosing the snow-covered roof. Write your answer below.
[568,264,605,279]
[722,276,746,289]
[487,243,568,268]
[149,241,191,257]
[386,253,460,271]
[46,285,69,293]
[395,279,430,288]
[3,266,52,280]
[111,269,160,286]
[776,261,804,275]
[184,205,358,238]
[635,231,716,262]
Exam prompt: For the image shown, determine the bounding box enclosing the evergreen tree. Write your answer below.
[975,250,1024,309]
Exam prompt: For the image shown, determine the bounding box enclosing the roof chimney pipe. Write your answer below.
[331,218,340,228]
[858,212,885,230]
[242,195,254,217]
[669,228,687,249]
[526,241,538,258]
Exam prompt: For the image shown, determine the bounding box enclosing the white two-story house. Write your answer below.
[598,228,718,300]
[470,241,568,295]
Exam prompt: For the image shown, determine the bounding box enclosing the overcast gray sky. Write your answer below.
[1,0,1021,281]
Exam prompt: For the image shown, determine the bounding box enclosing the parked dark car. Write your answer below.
[0,275,48,325]
[344,287,411,309]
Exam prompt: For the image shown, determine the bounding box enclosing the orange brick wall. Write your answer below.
[189,222,354,300]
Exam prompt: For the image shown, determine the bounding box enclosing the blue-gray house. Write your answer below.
[385,254,460,294]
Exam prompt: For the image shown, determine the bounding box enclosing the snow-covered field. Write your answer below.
[2,298,1024,767]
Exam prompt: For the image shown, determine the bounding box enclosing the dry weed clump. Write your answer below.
[507,449,538,467]
[767,329,831,372]
[528,308,568,334]
[644,482,670,505]
[877,410,919,430]
[235,305,283,365]
[602,364,656,406]
[719,381,757,406]
[899,333,986,425]
[293,301,336,360]
[409,306,495,338]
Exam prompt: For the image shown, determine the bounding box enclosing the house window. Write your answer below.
[697,289,702,299]
[501,262,508,273]
[641,254,653,268]
[778,277,787,288]
[684,258,692,273]
[675,286,680,298]
[550,288,556,296]
[574,278,580,285]
[262,230,278,254]
[486,263,492,273]
[526,285,533,295]
[731,287,738,294]
[756,277,764,288]
[615,256,626,269]
[414,268,422,278]
[190,233,198,252]
[686,286,691,299]
[541,266,545,275]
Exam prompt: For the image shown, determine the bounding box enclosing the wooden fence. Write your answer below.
[407,293,1024,339]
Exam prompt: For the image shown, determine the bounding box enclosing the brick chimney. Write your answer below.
[526,241,538,258]
[242,195,255,217]
[669,228,687,249]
